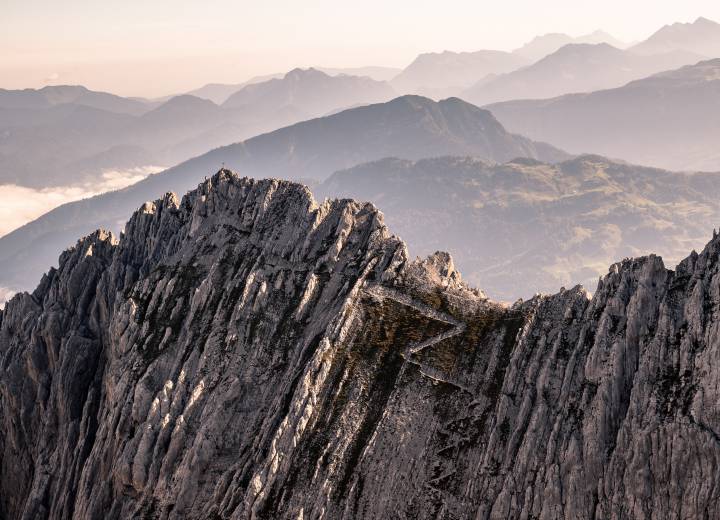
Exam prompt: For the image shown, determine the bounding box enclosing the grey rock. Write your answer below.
[2,169,719,519]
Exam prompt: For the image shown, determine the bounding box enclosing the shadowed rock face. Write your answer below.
[2,170,720,519]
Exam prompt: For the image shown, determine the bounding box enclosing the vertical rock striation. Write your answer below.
[1,169,719,519]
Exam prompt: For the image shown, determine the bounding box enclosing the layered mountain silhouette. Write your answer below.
[0,95,567,293]
[631,16,720,57]
[390,50,529,98]
[0,69,399,188]
[184,73,284,104]
[487,58,720,171]
[513,29,627,61]
[222,67,396,115]
[462,42,705,105]
[314,65,401,81]
[0,85,152,115]
[390,29,628,98]
[320,154,720,299]
[390,19,718,105]
[186,67,400,104]
[211,95,566,180]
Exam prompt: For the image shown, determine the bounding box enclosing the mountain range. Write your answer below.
[320,154,720,299]
[631,16,720,57]
[222,67,396,114]
[6,137,720,305]
[6,15,720,519]
[0,95,567,297]
[2,169,719,518]
[183,73,284,105]
[0,85,152,115]
[513,29,627,60]
[0,69,397,188]
[462,42,704,105]
[389,18,720,102]
[487,58,720,171]
[185,67,401,105]
[290,19,720,106]
[390,50,529,98]
[5,18,718,192]
[390,30,629,97]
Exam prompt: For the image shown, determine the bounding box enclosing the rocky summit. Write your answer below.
[1,169,720,519]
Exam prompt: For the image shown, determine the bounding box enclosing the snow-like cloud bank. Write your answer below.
[0,287,16,309]
[0,166,163,238]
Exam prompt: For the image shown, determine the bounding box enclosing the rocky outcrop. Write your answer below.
[1,169,720,519]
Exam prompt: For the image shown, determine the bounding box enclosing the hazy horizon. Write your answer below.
[3,0,720,97]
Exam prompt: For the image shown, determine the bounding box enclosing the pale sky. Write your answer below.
[2,0,720,97]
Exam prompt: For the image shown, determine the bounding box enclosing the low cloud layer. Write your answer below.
[0,166,163,238]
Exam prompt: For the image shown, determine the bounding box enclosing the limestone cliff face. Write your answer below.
[1,169,719,519]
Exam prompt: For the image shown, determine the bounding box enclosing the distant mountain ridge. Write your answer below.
[513,29,627,61]
[183,73,284,105]
[184,67,400,104]
[0,69,402,188]
[390,50,529,98]
[486,58,720,171]
[389,20,714,101]
[320,154,720,298]
[0,95,568,293]
[223,67,397,116]
[213,95,567,181]
[462,42,705,105]
[0,85,152,115]
[315,65,401,80]
[631,16,720,57]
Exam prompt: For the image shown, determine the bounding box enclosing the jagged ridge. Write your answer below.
[1,169,720,519]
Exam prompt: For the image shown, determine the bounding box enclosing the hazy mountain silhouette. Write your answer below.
[0,71,401,188]
[631,17,720,57]
[0,104,138,186]
[391,50,529,98]
[184,73,283,104]
[216,95,566,180]
[319,154,720,299]
[315,66,402,81]
[185,67,400,104]
[463,43,705,105]
[487,58,720,171]
[0,95,567,292]
[0,85,152,115]
[513,30,627,61]
[223,68,397,116]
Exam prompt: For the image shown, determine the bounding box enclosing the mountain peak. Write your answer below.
[162,94,216,106]
[284,67,328,80]
[222,67,395,112]
[37,84,90,95]
[632,15,720,56]
[4,164,720,517]
[551,41,621,55]
[149,94,218,113]
[387,93,436,106]
[391,49,528,94]
[694,16,718,25]
[513,30,624,61]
